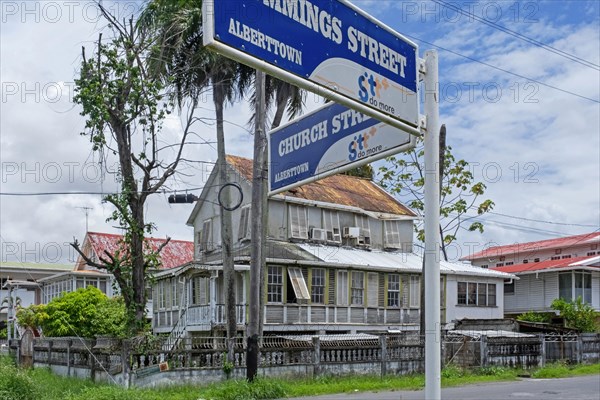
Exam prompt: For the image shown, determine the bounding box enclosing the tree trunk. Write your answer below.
[130,203,147,333]
[213,82,236,362]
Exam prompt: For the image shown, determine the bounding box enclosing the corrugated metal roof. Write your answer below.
[490,255,600,274]
[449,330,535,339]
[461,232,600,261]
[86,232,193,270]
[226,155,416,216]
[0,262,73,271]
[297,244,515,279]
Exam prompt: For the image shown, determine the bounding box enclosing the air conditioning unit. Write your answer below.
[359,228,371,247]
[343,226,360,238]
[310,228,327,242]
[327,228,342,243]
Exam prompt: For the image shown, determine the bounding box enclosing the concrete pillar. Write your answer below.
[380,335,388,377]
[480,335,488,368]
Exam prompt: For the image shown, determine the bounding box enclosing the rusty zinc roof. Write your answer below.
[226,155,416,216]
[80,232,194,270]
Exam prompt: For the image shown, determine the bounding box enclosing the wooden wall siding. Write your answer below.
[311,307,326,323]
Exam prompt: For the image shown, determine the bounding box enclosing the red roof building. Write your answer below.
[467,232,600,316]
[75,232,194,271]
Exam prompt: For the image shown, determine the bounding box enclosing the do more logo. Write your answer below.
[357,72,396,115]
[348,127,383,161]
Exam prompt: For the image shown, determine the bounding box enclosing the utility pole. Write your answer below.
[423,49,441,400]
[247,69,267,381]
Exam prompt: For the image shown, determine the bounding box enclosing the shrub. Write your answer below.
[516,311,552,324]
[16,287,127,338]
[551,297,598,332]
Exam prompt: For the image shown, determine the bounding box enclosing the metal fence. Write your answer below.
[9,332,600,388]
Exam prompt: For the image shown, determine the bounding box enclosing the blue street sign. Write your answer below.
[204,0,420,133]
[268,102,415,194]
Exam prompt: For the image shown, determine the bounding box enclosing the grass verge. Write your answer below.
[1,355,599,400]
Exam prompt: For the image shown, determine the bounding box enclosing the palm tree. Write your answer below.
[139,0,306,348]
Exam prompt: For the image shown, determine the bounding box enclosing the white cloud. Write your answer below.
[1,1,598,265]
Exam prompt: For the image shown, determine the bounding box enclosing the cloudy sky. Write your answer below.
[1,0,598,265]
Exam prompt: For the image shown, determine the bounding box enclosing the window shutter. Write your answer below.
[238,206,251,241]
[289,205,308,239]
[201,219,213,251]
[384,220,401,249]
[367,272,378,307]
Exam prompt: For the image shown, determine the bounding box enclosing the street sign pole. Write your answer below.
[423,50,441,400]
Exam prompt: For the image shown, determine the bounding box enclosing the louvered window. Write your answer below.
[337,270,349,306]
[323,210,341,243]
[287,267,310,301]
[192,277,208,305]
[201,219,213,251]
[289,204,308,239]
[367,272,378,307]
[238,205,251,241]
[409,275,420,308]
[384,220,402,249]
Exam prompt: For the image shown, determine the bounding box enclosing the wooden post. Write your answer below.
[480,335,488,368]
[380,335,388,377]
[247,69,267,382]
[539,334,546,367]
[576,335,583,364]
[312,336,321,378]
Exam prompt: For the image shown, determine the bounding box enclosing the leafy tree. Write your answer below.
[551,297,598,332]
[379,126,494,261]
[71,6,198,333]
[16,287,127,338]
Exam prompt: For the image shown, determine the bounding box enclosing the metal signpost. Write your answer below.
[204,1,441,397]
[203,0,420,136]
[268,102,415,194]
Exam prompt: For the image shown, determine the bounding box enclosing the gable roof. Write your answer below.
[79,232,194,270]
[461,232,600,261]
[226,155,416,216]
[490,255,600,275]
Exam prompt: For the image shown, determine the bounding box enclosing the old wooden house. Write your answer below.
[152,155,514,340]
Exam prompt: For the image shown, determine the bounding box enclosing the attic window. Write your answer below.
[289,204,308,239]
[384,220,402,249]
[322,210,341,243]
[555,249,562,255]
[499,256,505,261]
[238,205,251,241]
[200,219,213,252]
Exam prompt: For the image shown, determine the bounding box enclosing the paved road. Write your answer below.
[285,375,600,400]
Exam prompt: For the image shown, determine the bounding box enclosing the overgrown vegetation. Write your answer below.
[552,297,599,332]
[16,287,127,338]
[0,356,35,400]
[517,310,552,324]
[1,355,599,400]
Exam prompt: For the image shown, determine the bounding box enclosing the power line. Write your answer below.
[432,0,600,71]
[487,211,599,228]
[404,34,600,104]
